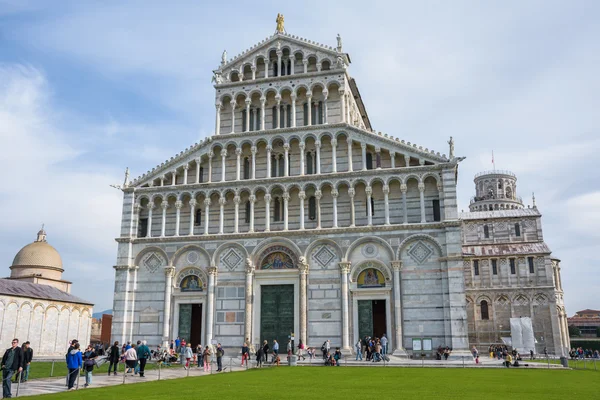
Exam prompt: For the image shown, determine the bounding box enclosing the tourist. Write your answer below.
[287,340,293,358]
[355,339,363,361]
[241,342,249,366]
[374,340,382,362]
[216,343,224,372]
[196,344,203,367]
[306,347,316,359]
[65,339,78,386]
[124,344,137,374]
[297,340,306,361]
[170,339,175,353]
[66,342,82,390]
[381,334,388,356]
[202,346,211,372]
[334,348,342,366]
[471,345,478,359]
[530,349,534,360]
[2,338,23,398]
[182,343,193,370]
[256,345,264,368]
[137,340,151,377]
[20,341,33,382]
[505,353,513,368]
[82,344,97,387]
[272,339,279,363]
[443,347,451,360]
[175,337,181,353]
[262,340,270,363]
[321,340,330,360]
[108,341,120,376]
[179,342,186,365]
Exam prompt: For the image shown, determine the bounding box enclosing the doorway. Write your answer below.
[358,299,387,339]
[260,285,294,347]
[178,304,202,348]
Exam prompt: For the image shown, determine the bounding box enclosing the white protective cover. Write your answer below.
[510,317,535,352]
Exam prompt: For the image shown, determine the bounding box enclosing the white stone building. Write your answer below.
[0,229,93,357]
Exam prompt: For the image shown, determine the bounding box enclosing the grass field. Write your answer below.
[34,366,600,400]
[26,361,167,380]
[529,357,599,371]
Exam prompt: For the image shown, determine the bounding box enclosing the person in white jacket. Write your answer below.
[124,346,138,374]
[183,343,193,370]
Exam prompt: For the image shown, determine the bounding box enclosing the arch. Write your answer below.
[268,134,287,147]
[251,185,268,195]
[212,241,249,267]
[480,300,490,320]
[247,88,263,98]
[309,81,326,91]
[175,267,208,291]
[319,131,334,140]
[134,246,169,267]
[397,234,443,259]
[421,172,440,185]
[304,238,343,261]
[345,236,395,262]
[251,236,302,266]
[171,244,212,267]
[294,83,310,95]
[350,259,392,283]
[404,173,422,184]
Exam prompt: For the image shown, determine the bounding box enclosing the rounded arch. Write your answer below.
[212,241,249,266]
[345,236,395,262]
[175,266,208,290]
[251,236,302,266]
[304,238,343,261]
[404,173,422,184]
[294,83,309,95]
[268,134,287,147]
[397,234,443,259]
[475,294,493,304]
[134,246,169,267]
[171,244,212,267]
[252,185,268,195]
[350,259,392,283]
[247,88,263,98]
[422,172,441,185]
[310,81,326,91]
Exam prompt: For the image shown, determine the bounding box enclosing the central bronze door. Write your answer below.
[260,285,294,348]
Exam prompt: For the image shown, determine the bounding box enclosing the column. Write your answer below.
[418,182,426,223]
[366,186,373,226]
[275,96,281,129]
[339,262,351,351]
[195,158,201,183]
[146,204,154,238]
[220,149,227,182]
[391,261,406,355]
[265,61,269,78]
[162,266,175,348]
[323,92,329,124]
[134,204,141,237]
[183,165,188,185]
[307,92,312,126]
[205,266,217,345]
[244,261,255,343]
[260,97,266,130]
[303,59,308,74]
[252,108,257,131]
[404,154,410,168]
[291,93,297,127]
[264,194,271,232]
[207,152,213,183]
[349,188,356,227]
[215,104,221,135]
[401,184,408,224]
[299,142,305,176]
[332,189,339,228]
[345,93,350,122]
[174,201,182,236]
[339,89,346,123]
[299,191,306,230]
[233,196,240,233]
[160,201,168,237]
[160,176,164,186]
[251,65,256,80]
[277,51,282,76]
[315,141,321,174]
[218,197,226,234]
[383,185,390,225]
[266,146,272,178]
[249,195,256,232]
[188,199,196,236]
[437,183,445,221]
[230,100,236,134]
[315,190,322,229]
[361,143,367,170]
[245,99,251,132]
[251,146,257,179]
[235,149,242,181]
[316,61,322,72]
[204,199,211,235]
[375,147,382,169]
[299,258,309,345]
[347,139,353,172]
[283,192,290,231]
[171,170,176,185]
[283,143,290,177]
[331,139,337,173]
[290,58,295,75]
[390,152,396,168]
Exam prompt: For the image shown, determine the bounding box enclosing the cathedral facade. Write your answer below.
[111,26,566,356]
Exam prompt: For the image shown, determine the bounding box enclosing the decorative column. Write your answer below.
[404,154,410,168]
[299,191,306,230]
[366,186,373,226]
[315,141,321,174]
[299,142,305,176]
[349,188,356,227]
[134,203,142,237]
[251,65,256,80]
[391,261,406,355]
[375,147,382,169]
[315,190,322,229]
[283,192,290,231]
[347,139,353,172]
[303,59,308,74]
[331,139,337,173]
[251,146,257,179]
[160,176,164,186]
[233,195,240,233]
[291,93,297,127]
[230,100,236,134]
[249,195,256,232]
[235,149,242,181]
[418,182,426,223]
[171,170,176,185]
[205,266,217,345]
[306,92,312,126]
[207,152,213,183]
[437,183,445,221]
[332,189,339,228]
[146,204,154,238]
[188,199,196,236]
[264,194,271,232]
[219,197,226,234]
[283,143,290,177]
[203,199,211,235]
[162,266,175,348]
[290,58,295,75]
[275,96,281,129]
[266,145,272,178]
[174,201,182,236]
[299,258,309,346]
[245,99,251,132]
[339,89,346,123]
[215,104,221,136]
[244,260,255,343]
[339,261,351,351]
[220,149,227,182]
[390,152,396,168]
[323,91,328,124]
[160,201,168,237]
[383,185,390,225]
[401,184,408,224]
[361,143,367,170]
[277,50,282,76]
[183,165,189,185]
[260,97,266,130]
[195,158,201,183]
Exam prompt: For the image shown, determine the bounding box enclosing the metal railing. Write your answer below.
[474,170,516,178]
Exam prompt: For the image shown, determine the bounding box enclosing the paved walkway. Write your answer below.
[13,356,566,397]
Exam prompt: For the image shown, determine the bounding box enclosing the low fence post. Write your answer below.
[229,357,232,372]
[50,360,55,377]
[462,356,465,368]
[158,361,161,381]
[15,371,21,397]
[122,366,126,384]
[76,369,80,390]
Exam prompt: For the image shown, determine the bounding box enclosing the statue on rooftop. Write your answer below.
[448,136,455,159]
[276,13,285,33]
[337,34,343,52]
[221,50,227,66]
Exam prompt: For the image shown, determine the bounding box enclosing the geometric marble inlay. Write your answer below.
[143,252,163,273]
[314,246,336,268]
[407,241,433,265]
[222,248,243,271]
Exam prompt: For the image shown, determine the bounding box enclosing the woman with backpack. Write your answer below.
[82,345,97,387]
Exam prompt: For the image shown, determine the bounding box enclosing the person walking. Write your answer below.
[287,340,292,358]
[202,346,211,372]
[241,342,249,366]
[216,343,224,372]
[297,340,306,361]
[66,343,82,391]
[183,343,193,370]
[1,338,23,398]
[124,344,138,374]
[137,340,151,377]
[65,339,78,387]
[256,345,264,368]
[20,341,33,382]
[108,341,120,376]
[381,334,388,356]
[82,345,97,387]
[175,337,181,353]
[355,339,363,361]
[272,340,279,363]
[196,344,203,368]
[262,340,270,364]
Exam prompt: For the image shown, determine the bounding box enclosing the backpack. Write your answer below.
[321,343,326,352]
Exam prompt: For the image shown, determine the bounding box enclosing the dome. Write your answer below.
[10,229,63,279]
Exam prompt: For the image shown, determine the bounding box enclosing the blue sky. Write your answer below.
[1,1,598,313]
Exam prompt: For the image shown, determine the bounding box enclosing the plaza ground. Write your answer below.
[29,365,599,400]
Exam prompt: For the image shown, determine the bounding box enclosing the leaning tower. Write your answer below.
[469,170,523,212]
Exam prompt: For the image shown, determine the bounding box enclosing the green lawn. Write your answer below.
[530,357,599,371]
[26,361,169,380]
[34,367,600,400]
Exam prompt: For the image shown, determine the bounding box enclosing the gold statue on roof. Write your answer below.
[276,13,285,33]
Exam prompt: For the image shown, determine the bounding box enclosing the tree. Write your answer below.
[596,326,600,338]
[568,325,580,337]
